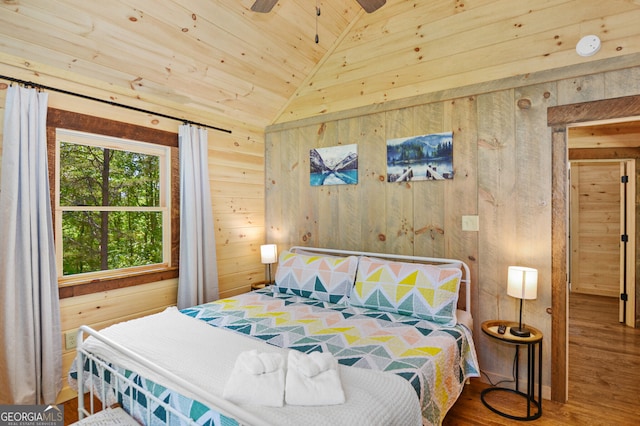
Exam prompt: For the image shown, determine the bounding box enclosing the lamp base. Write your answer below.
[509,326,531,338]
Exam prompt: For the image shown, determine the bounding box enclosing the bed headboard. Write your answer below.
[289,246,472,317]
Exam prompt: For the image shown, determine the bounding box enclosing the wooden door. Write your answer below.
[569,160,636,326]
[570,161,621,298]
[619,160,636,327]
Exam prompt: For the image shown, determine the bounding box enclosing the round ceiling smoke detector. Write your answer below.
[576,35,601,57]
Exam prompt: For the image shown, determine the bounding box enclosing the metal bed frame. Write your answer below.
[74,246,473,424]
[289,246,473,316]
[75,325,267,425]
[76,325,198,424]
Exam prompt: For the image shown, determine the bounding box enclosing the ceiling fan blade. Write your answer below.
[356,0,386,13]
[251,0,278,13]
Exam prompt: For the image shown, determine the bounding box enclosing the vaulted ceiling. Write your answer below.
[1,0,640,130]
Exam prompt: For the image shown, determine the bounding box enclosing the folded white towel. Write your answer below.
[285,350,345,406]
[223,350,285,407]
[236,349,282,375]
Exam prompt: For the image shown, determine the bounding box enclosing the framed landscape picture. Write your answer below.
[386,131,453,182]
[310,144,358,186]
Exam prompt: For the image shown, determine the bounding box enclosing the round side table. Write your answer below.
[481,320,543,421]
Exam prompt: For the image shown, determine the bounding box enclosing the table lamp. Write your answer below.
[507,266,538,337]
[260,244,278,285]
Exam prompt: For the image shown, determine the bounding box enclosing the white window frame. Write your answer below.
[55,129,171,285]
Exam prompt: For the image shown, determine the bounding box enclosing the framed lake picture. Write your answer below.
[310,144,358,186]
[386,131,454,182]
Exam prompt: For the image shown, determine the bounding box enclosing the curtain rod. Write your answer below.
[0,74,232,134]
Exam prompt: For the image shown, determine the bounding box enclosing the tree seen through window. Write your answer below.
[58,133,167,276]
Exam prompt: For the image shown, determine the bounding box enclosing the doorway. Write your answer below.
[568,158,636,326]
[548,94,640,402]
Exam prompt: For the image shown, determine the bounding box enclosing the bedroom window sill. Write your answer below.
[58,267,179,299]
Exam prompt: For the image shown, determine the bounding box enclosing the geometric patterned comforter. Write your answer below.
[182,288,480,425]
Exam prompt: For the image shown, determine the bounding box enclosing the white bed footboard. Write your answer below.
[74,308,425,426]
[75,330,197,425]
[75,325,266,426]
[76,327,195,424]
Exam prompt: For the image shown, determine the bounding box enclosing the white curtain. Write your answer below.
[0,85,62,404]
[177,125,219,309]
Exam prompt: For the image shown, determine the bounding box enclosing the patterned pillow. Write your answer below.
[364,255,462,270]
[274,250,359,304]
[349,256,462,326]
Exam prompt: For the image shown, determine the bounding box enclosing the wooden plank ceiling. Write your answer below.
[0,0,362,129]
[1,0,640,129]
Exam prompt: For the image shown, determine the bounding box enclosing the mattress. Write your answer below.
[183,287,480,424]
[70,287,479,425]
[74,306,423,426]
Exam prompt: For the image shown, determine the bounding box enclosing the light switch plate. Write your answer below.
[461,215,479,231]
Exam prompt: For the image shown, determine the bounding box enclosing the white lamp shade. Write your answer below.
[507,266,538,300]
[260,244,278,264]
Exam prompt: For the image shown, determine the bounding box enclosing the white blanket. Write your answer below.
[80,307,422,426]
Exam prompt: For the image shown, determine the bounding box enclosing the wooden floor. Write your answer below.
[63,293,640,425]
[445,292,640,425]
[63,395,101,425]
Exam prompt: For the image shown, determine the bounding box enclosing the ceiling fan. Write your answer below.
[251,0,386,14]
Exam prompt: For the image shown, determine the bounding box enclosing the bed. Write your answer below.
[70,246,480,425]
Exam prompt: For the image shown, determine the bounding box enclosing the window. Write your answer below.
[47,108,179,298]
[55,129,171,284]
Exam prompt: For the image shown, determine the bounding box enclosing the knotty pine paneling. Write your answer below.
[0,0,361,128]
[356,113,387,253]
[442,96,479,351]
[57,279,178,403]
[266,63,640,402]
[412,103,447,259]
[278,0,640,123]
[0,77,266,403]
[569,155,640,306]
[476,88,520,385]
[509,81,554,390]
[569,121,640,149]
[384,108,416,256]
[4,1,640,129]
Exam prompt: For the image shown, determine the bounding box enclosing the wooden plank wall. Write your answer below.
[57,279,178,402]
[0,75,266,403]
[266,63,640,399]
